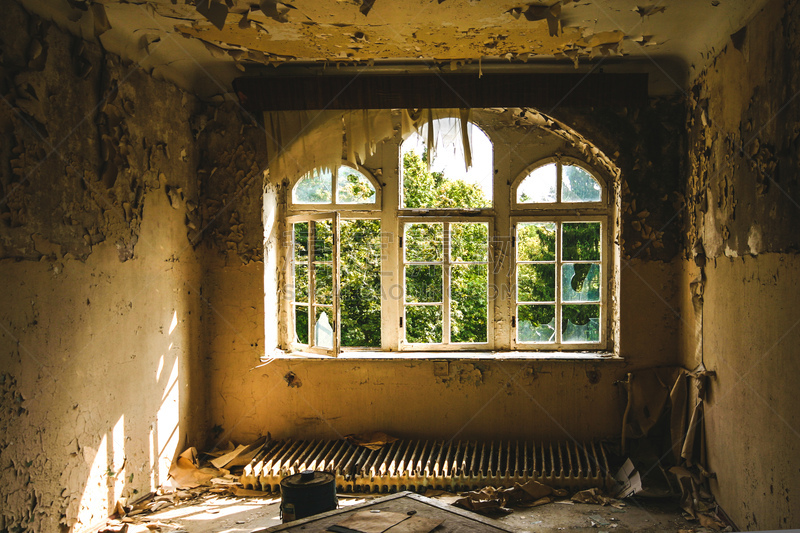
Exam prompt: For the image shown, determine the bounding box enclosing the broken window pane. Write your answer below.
[562,263,601,302]
[400,118,492,209]
[294,169,333,204]
[562,304,600,343]
[315,308,334,349]
[295,305,309,344]
[337,166,376,204]
[517,163,557,203]
[405,223,443,262]
[517,305,556,343]
[451,222,488,262]
[340,219,381,348]
[517,264,556,302]
[314,264,333,305]
[405,265,442,303]
[451,264,488,343]
[563,222,600,261]
[561,165,601,203]
[405,305,443,344]
[517,222,556,261]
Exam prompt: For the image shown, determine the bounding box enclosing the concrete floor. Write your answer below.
[109,491,712,533]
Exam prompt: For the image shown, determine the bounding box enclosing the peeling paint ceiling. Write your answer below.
[19,0,769,100]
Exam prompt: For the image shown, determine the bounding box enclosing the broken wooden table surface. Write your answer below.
[253,491,523,533]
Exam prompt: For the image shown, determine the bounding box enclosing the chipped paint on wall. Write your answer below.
[679,0,800,530]
[685,0,800,260]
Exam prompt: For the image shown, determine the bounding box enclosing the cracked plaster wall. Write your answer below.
[680,0,800,529]
[0,2,266,530]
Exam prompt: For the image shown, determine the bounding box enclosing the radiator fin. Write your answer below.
[241,439,612,493]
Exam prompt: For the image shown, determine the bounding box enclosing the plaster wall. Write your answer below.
[0,194,202,532]
[0,3,218,529]
[680,0,800,528]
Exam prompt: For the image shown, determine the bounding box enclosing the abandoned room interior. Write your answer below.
[1,0,799,531]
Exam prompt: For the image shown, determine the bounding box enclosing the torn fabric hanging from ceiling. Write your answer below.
[401,109,474,172]
[265,109,476,186]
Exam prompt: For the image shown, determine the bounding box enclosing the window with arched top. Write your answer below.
[511,159,609,349]
[515,160,604,206]
[279,113,617,357]
[288,163,383,355]
[291,164,380,208]
[400,118,493,209]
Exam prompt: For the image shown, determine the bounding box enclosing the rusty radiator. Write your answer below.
[240,439,612,493]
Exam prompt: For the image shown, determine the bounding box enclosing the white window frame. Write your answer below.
[510,215,609,351]
[398,216,494,352]
[510,155,611,351]
[279,146,616,357]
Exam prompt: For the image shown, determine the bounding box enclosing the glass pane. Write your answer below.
[405,223,443,262]
[405,305,443,344]
[517,264,555,302]
[340,219,381,348]
[315,308,334,349]
[562,263,601,302]
[562,165,601,202]
[294,169,332,204]
[517,222,556,261]
[294,264,308,303]
[562,304,600,343]
[517,305,555,343]
[517,163,556,203]
[563,222,601,261]
[313,220,334,262]
[295,305,309,344]
[314,264,333,305]
[337,166,376,204]
[451,222,488,262]
[293,222,308,261]
[405,265,442,303]
[451,264,488,343]
[401,118,492,209]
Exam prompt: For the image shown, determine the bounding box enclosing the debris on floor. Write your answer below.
[452,480,622,516]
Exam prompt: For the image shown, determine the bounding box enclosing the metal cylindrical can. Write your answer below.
[280,470,337,523]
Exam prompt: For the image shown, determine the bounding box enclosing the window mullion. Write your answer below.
[443,222,451,346]
[309,221,317,348]
[555,221,562,346]
[333,213,341,357]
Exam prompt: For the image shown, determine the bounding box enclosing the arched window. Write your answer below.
[279,111,617,357]
[291,164,379,208]
[400,118,493,209]
[511,159,609,348]
[288,164,383,355]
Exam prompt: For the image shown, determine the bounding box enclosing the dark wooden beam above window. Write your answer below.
[233,72,648,112]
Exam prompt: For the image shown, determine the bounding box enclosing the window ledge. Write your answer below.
[271,350,623,362]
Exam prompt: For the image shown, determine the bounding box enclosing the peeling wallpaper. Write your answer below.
[684,0,800,259]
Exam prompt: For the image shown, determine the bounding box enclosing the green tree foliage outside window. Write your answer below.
[403,151,489,344]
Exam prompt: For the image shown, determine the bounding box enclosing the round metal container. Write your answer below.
[280,470,337,523]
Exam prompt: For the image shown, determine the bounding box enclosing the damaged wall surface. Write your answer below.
[0,2,262,529]
[681,0,800,529]
[5,0,800,531]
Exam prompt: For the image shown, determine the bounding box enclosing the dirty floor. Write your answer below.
[110,491,710,533]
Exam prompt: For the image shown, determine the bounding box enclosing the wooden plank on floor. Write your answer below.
[255,491,522,532]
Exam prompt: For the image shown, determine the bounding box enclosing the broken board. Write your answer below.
[254,491,522,532]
